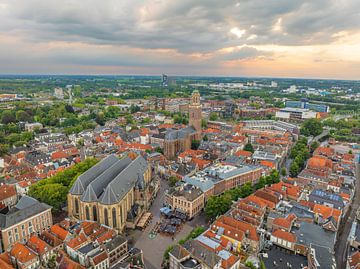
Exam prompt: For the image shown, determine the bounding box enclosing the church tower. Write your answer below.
[189,90,202,138]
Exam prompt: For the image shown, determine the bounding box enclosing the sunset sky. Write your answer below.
[0,0,359,79]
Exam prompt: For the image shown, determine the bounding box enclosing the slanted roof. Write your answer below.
[0,196,51,229]
[100,156,148,205]
[69,155,119,195]
[80,158,132,202]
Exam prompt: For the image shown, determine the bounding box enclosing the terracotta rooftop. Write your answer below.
[0,253,14,269]
[0,184,17,201]
[10,243,37,264]
[27,235,52,255]
[272,229,297,243]
[67,233,88,249]
[51,224,69,241]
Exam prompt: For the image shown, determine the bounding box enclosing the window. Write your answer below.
[85,206,90,220]
[75,198,79,214]
[104,209,109,226]
[112,208,117,228]
[93,206,98,222]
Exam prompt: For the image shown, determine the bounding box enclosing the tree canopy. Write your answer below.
[28,158,98,212]
[300,119,323,137]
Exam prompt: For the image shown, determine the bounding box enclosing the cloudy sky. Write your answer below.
[0,0,359,79]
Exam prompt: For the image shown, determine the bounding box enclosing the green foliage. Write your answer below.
[163,245,174,260]
[178,227,206,245]
[300,119,323,137]
[289,162,300,177]
[0,144,9,156]
[281,167,287,176]
[155,147,163,154]
[209,112,218,121]
[243,143,255,153]
[201,119,208,128]
[289,137,311,177]
[203,135,208,141]
[1,110,16,124]
[130,104,140,114]
[95,112,105,125]
[168,176,178,187]
[191,139,200,150]
[205,170,280,220]
[28,158,98,212]
[16,110,32,122]
[173,112,188,125]
[324,116,360,142]
[310,141,320,153]
[245,261,257,269]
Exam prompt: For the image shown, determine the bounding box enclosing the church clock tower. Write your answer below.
[189,90,202,139]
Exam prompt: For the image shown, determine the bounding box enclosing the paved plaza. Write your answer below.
[130,178,207,269]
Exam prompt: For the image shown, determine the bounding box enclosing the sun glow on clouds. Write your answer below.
[0,0,359,78]
[230,27,246,38]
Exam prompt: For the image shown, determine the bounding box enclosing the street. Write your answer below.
[335,160,360,269]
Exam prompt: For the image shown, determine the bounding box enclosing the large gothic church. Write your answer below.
[164,90,202,159]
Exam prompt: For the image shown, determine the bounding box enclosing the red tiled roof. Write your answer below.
[273,218,292,230]
[314,146,335,157]
[0,253,14,269]
[349,251,360,269]
[259,160,276,169]
[313,204,341,222]
[192,157,211,169]
[234,150,252,158]
[307,156,333,170]
[216,215,259,241]
[67,233,87,249]
[91,251,108,265]
[10,243,37,263]
[27,235,51,255]
[0,184,16,201]
[272,229,296,243]
[51,224,69,241]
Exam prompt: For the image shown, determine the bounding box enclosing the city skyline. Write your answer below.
[0,0,359,79]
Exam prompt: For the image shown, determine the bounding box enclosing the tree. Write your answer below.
[95,112,105,125]
[209,112,218,121]
[0,144,9,156]
[300,119,323,137]
[155,147,163,154]
[281,167,287,176]
[1,110,16,124]
[205,195,231,220]
[289,162,300,177]
[201,119,208,128]
[203,135,208,141]
[310,141,320,153]
[64,104,75,114]
[191,140,200,150]
[16,110,32,122]
[243,143,254,153]
[169,176,178,187]
[28,158,98,212]
[130,104,140,114]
